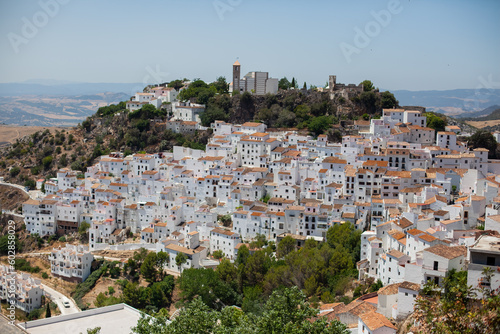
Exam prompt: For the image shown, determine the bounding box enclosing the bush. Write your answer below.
[9,166,20,177]
[58,236,66,242]
[14,258,41,273]
[73,263,107,310]
[24,179,36,190]
[42,156,53,170]
[42,272,49,279]
[27,307,43,320]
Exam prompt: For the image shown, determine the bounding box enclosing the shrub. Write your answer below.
[73,263,107,310]
[9,166,20,177]
[14,258,41,273]
[42,156,53,170]
[27,307,43,320]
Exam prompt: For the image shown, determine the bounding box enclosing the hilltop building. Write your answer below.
[229,61,278,95]
[329,75,364,100]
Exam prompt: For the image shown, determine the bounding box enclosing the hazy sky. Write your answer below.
[0,0,499,90]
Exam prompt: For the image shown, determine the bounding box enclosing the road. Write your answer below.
[0,180,38,200]
[41,284,80,315]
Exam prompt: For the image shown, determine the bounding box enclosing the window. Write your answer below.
[433,261,438,270]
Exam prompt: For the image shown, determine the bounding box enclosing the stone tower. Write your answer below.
[329,75,336,92]
[233,60,241,93]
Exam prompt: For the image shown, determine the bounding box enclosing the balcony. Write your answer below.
[422,265,447,273]
[468,263,499,272]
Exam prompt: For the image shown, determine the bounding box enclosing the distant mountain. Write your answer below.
[0,82,144,97]
[0,82,148,126]
[455,105,500,119]
[391,89,500,116]
[0,92,130,126]
[461,106,500,122]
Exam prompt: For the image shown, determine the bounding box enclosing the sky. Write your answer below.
[0,0,499,91]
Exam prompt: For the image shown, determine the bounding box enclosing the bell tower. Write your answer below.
[233,60,241,93]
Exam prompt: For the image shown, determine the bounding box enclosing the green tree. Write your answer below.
[0,234,22,255]
[291,77,297,89]
[468,130,498,159]
[327,129,343,143]
[236,245,250,266]
[278,77,291,90]
[425,112,447,132]
[359,91,381,114]
[380,91,398,109]
[168,79,184,91]
[78,221,90,235]
[175,252,188,273]
[121,282,149,309]
[45,303,51,318]
[258,286,349,334]
[132,312,169,334]
[213,249,225,261]
[210,76,229,94]
[168,297,218,334]
[308,116,333,137]
[242,250,271,287]
[200,106,229,127]
[360,80,374,92]
[277,236,295,259]
[141,252,159,283]
[24,179,36,190]
[216,258,238,284]
[178,268,238,309]
[155,251,169,280]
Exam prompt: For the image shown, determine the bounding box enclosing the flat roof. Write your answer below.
[19,304,146,334]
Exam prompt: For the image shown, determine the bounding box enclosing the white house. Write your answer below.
[396,281,420,319]
[0,265,43,313]
[50,244,94,282]
[209,228,240,261]
[358,311,397,334]
[23,199,57,236]
[467,235,500,296]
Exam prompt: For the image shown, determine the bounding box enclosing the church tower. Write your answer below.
[233,61,241,93]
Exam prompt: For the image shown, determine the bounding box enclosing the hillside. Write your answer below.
[456,104,500,119]
[461,105,500,131]
[463,106,500,122]
[0,184,29,211]
[0,85,401,184]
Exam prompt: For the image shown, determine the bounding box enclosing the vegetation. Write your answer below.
[467,129,499,159]
[13,258,41,273]
[425,112,447,131]
[120,276,175,313]
[411,269,500,333]
[140,251,169,283]
[96,101,126,117]
[73,261,107,310]
[173,222,361,315]
[360,80,374,92]
[132,286,349,334]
